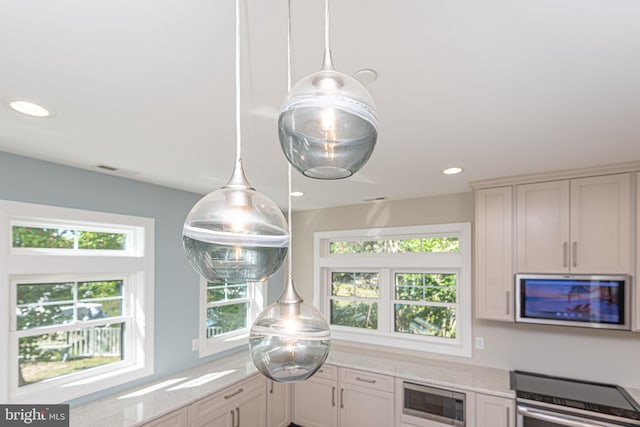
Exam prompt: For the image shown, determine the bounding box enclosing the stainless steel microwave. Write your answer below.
[515,274,631,330]
[402,381,466,426]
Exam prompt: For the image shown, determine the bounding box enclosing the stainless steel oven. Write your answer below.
[512,371,640,427]
[401,381,466,426]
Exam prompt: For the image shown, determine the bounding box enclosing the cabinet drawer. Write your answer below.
[313,364,338,381]
[340,368,394,392]
[190,374,264,421]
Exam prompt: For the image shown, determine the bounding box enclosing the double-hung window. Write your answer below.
[315,223,471,357]
[198,278,265,357]
[0,200,154,403]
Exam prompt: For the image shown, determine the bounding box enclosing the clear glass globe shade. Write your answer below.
[250,301,330,383]
[279,69,378,180]
[183,185,288,284]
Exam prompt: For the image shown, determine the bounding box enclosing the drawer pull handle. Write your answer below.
[230,410,235,427]
[332,386,336,407]
[224,388,244,400]
[340,388,344,409]
[572,242,578,267]
[356,376,376,384]
[236,407,240,427]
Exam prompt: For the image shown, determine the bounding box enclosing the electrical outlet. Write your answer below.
[192,339,199,351]
[475,336,485,350]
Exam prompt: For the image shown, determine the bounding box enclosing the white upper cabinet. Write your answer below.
[475,187,514,321]
[570,174,632,274]
[516,174,632,275]
[516,180,569,273]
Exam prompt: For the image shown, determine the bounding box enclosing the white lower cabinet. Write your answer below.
[140,367,513,427]
[190,374,267,427]
[293,365,339,427]
[475,393,514,427]
[293,365,394,427]
[267,379,291,427]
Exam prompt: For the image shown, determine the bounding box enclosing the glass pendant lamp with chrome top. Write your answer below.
[183,0,288,284]
[278,0,378,180]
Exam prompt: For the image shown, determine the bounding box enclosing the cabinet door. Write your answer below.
[516,180,570,273]
[267,380,290,427]
[142,407,189,427]
[191,375,264,427]
[570,174,631,274]
[476,393,514,427]
[339,383,394,427]
[293,377,338,427]
[236,385,266,427]
[475,187,514,321]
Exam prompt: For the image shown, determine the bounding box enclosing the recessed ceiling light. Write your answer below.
[8,100,52,118]
[290,191,304,197]
[354,69,378,85]
[442,167,464,175]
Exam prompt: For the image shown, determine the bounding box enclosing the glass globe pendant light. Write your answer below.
[249,1,330,383]
[183,0,288,284]
[278,0,378,180]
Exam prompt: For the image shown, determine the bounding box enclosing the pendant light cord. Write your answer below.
[324,0,330,54]
[322,0,333,70]
[287,0,293,276]
[235,0,242,163]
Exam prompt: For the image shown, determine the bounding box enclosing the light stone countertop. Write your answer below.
[327,344,514,398]
[70,352,259,427]
[70,346,515,427]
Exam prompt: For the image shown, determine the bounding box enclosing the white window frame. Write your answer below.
[314,223,472,358]
[198,277,265,357]
[0,200,155,403]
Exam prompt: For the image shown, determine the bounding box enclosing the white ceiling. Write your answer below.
[2,0,640,210]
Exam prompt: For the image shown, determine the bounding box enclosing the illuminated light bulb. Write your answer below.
[249,277,330,383]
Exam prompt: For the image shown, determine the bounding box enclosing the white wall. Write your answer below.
[291,192,640,388]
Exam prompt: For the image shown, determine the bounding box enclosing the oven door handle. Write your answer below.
[517,406,610,427]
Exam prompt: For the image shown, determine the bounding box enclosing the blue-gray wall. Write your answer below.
[0,151,284,405]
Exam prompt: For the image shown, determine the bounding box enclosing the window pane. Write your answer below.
[397,239,423,253]
[395,273,457,303]
[354,272,379,298]
[330,300,377,329]
[77,231,127,250]
[207,283,248,302]
[206,303,248,337]
[332,272,379,298]
[17,282,73,305]
[77,280,123,299]
[16,282,73,330]
[394,304,456,338]
[330,241,358,254]
[331,272,354,297]
[18,324,124,386]
[12,226,74,249]
[422,237,459,253]
[17,281,124,329]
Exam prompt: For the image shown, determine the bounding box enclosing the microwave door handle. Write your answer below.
[517,406,608,427]
[404,383,455,398]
